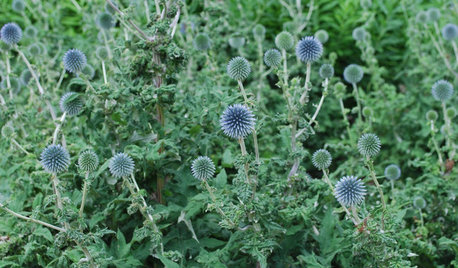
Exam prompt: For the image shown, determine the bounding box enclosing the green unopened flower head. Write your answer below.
[96,46,109,60]
[442,24,458,41]
[109,153,135,178]
[19,69,32,86]
[12,0,25,13]
[335,175,366,207]
[24,26,38,39]
[82,65,95,80]
[358,133,381,157]
[28,43,41,56]
[193,33,212,50]
[253,24,266,41]
[319,64,334,79]
[333,82,346,99]
[220,104,255,139]
[78,150,99,172]
[227,56,251,81]
[1,123,15,139]
[60,92,83,116]
[229,34,245,49]
[352,27,366,41]
[384,164,401,180]
[63,48,87,73]
[96,12,115,30]
[264,49,282,67]
[191,156,216,180]
[431,80,454,102]
[1,23,22,45]
[314,30,329,44]
[296,36,323,62]
[413,196,426,209]
[312,149,332,170]
[362,107,373,118]
[343,64,364,84]
[427,8,440,22]
[275,31,294,50]
[41,144,70,174]
[416,11,428,24]
[446,107,456,119]
[425,110,438,121]
[360,0,372,9]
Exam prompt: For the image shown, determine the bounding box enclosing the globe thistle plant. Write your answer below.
[319,64,334,79]
[220,104,255,139]
[1,23,22,45]
[413,196,426,209]
[431,80,454,102]
[191,156,216,180]
[416,11,428,24]
[334,176,366,207]
[352,27,366,41]
[358,133,381,157]
[312,149,332,170]
[78,150,99,172]
[24,26,38,39]
[82,65,95,80]
[343,64,364,84]
[384,164,401,180]
[12,0,25,13]
[96,46,109,60]
[296,36,323,63]
[228,34,245,49]
[427,8,440,22]
[227,56,251,81]
[314,30,329,44]
[109,153,135,178]
[59,92,83,116]
[96,12,115,30]
[441,24,457,41]
[446,107,456,119]
[253,24,266,41]
[27,43,41,56]
[426,110,438,122]
[264,49,282,68]
[63,48,87,74]
[193,33,212,51]
[275,31,294,51]
[40,144,71,174]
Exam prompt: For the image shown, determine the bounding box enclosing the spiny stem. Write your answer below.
[11,138,31,155]
[79,172,89,218]
[442,102,455,158]
[238,138,250,184]
[0,204,66,232]
[15,46,44,95]
[339,98,354,143]
[144,0,151,23]
[351,206,361,225]
[4,52,12,99]
[237,80,260,163]
[55,68,66,93]
[52,112,67,144]
[309,78,328,125]
[322,170,334,190]
[299,62,311,105]
[102,61,108,85]
[366,156,386,210]
[352,83,363,122]
[282,49,288,85]
[203,180,235,226]
[452,41,458,64]
[418,208,424,227]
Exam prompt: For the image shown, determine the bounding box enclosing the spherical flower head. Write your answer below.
[82,65,95,80]
[41,144,70,174]
[227,56,251,81]
[193,33,212,51]
[109,153,135,178]
[446,107,456,119]
[96,12,115,30]
[360,0,372,9]
[264,49,282,68]
[431,80,454,102]
[96,46,109,60]
[1,123,15,139]
[78,150,99,172]
[441,24,458,41]
[427,8,440,22]
[220,104,255,139]
[20,69,32,86]
[59,92,83,116]
[296,36,323,63]
[191,156,216,180]
[384,164,401,180]
[63,48,87,73]
[362,106,373,118]
[314,30,329,44]
[253,24,266,41]
[319,64,334,79]
[425,110,438,121]
[413,196,426,209]
[416,11,428,24]
[24,26,38,39]
[275,31,294,51]
[343,64,364,84]
[333,82,346,99]
[28,43,41,56]
[312,149,332,170]
[334,175,366,207]
[229,35,245,49]
[358,133,381,157]
[352,27,366,41]
[1,23,22,45]
[12,0,25,13]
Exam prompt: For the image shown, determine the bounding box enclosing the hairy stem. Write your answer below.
[11,138,31,155]
[452,41,458,64]
[352,83,363,122]
[52,112,67,144]
[79,172,89,218]
[102,61,108,85]
[299,62,311,105]
[203,180,235,226]
[366,156,386,210]
[0,204,65,232]
[339,98,354,143]
[282,49,288,85]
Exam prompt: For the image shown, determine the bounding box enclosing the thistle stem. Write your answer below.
[322,170,334,190]
[15,46,44,95]
[144,0,151,23]
[4,52,12,99]
[299,62,311,105]
[238,138,250,184]
[11,138,31,155]
[52,112,67,145]
[203,180,235,226]
[352,83,363,122]
[442,102,455,158]
[426,27,458,78]
[418,208,424,227]
[351,206,361,225]
[79,172,89,218]
[366,156,386,210]
[102,61,108,85]
[237,80,260,163]
[237,80,249,104]
[452,41,458,64]
[0,204,66,232]
[55,68,66,92]
[309,79,328,125]
[282,49,288,85]
[339,98,354,143]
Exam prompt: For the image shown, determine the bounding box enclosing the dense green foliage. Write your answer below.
[0,0,457,267]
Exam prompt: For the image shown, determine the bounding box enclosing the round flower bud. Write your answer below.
[59,92,83,116]
[362,106,373,118]
[96,12,115,30]
[334,175,366,207]
[1,123,15,139]
[319,64,334,79]
[427,8,440,22]
[191,156,216,180]
[358,133,381,157]
[12,0,25,13]
[96,46,109,60]
[343,64,364,84]
[441,24,458,41]
[352,27,366,41]
[314,30,329,44]
[220,104,255,139]
[227,56,251,81]
[253,24,266,41]
[296,36,323,62]
[193,33,212,51]
[384,164,401,180]
[228,34,245,49]
[360,0,372,9]
[416,11,428,24]
[1,23,22,45]
[312,149,332,170]
[20,69,32,86]
[78,150,99,172]
[333,82,346,99]
[82,65,95,80]
[431,80,454,102]
[63,48,87,73]
[425,110,438,121]
[41,144,71,174]
[264,49,282,68]
[109,152,135,178]
[24,26,38,39]
[27,43,41,56]
[275,31,294,50]
[446,107,456,119]
[413,196,426,209]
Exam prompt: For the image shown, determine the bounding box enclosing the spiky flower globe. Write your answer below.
[334,176,366,207]
[20,69,32,86]
[28,43,41,56]
[427,8,440,22]
[425,110,438,121]
[384,164,401,180]
[60,92,83,116]
[109,153,135,178]
[413,196,426,209]
[312,149,332,170]
[1,123,15,139]
[1,23,22,45]
[96,46,109,60]
[441,24,458,41]
[314,30,329,44]
[229,35,245,49]
[275,31,294,51]
[12,0,25,13]
[220,104,255,139]
[63,49,87,74]
[446,107,456,119]
[191,156,216,180]
[296,36,323,63]
[227,56,251,81]
[358,133,381,157]
[416,11,428,24]
[352,27,366,41]
[264,49,282,68]
[431,80,454,102]
[362,106,373,118]
[333,82,346,99]
[41,144,70,174]
[96,12,115,30]
[24,26,38,39]
[360,0,372,9]
[343,64,364,84]
[78,150,99,172]
[319,64,334,79]
[253,24,266,41]
[82,65,95,79]
[194,33,212,51]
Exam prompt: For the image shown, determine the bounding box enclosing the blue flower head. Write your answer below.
[335,175,366,207]
[220,104,255,139]
[63,49,87,73]
[41,144,70,174]
[1,23,22,45]
[296,36,323,63]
